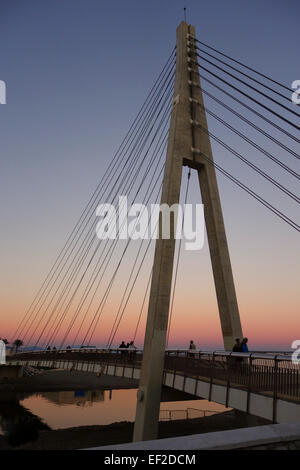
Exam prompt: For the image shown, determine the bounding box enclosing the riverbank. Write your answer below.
[0,369,138,394]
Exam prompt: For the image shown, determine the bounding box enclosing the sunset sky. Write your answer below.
[0,0,299,351]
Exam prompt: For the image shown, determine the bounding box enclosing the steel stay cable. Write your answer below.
[195,151,300,232]
[196,102,300,181]
[60,133,169,349]
[106,210,161,349]
[106,235,156,349]
[190,36,293,94]
[45,92,174,348]
[17,54,176,341]
[64,165,164,349]
[194,122,300,204]
[132,269,153,343]
[60,137,169,348]
[166,168,191,347]
[105,178,164,348]
[43,96,173,348]
[13,50,176,341]
[41,96,173,348]
[103,165,167,343]
[67,134,170,348]
[193,56,300,132]
[80,104,173,347]
[192,44,297,107]
[198,74,300,146]
[37,94,173,348]
[81,179,163,347]
[23,73,175,345]
[200,86,300,164]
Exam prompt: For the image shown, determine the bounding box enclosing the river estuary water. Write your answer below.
[0,388,228,436]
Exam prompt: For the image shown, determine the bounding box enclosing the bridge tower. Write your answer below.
[133,21,243,442]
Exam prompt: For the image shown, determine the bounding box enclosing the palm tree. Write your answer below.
[13,339,23,352]
[2,339,9,345]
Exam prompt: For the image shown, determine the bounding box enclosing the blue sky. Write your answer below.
[0,0,299,348]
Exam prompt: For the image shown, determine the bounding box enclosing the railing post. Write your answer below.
[225,352,232,408]
[246,353,253,414]
[183,372,186,392]
[194,375,199,396]
[208,351,216,402]
[273,355,278,423]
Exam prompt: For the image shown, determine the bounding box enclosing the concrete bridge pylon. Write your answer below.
[133,21,243,442]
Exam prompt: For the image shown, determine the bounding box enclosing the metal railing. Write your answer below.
[159,407,220,421]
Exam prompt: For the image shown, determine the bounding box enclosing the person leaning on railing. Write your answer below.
[128,341,137,361]
[188,340,196,358]
[241,338,249,353]
[231,338,243,368]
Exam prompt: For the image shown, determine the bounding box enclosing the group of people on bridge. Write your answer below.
[118,340,137,357]
[232,337,249,353]
[187,337,249,354]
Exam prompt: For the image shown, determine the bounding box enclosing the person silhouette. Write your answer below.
[119,341,126,355]
[188,340,196,357]
[241,337,249,353]
[232,338,242,352]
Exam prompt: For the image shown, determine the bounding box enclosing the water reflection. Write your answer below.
[19,389,138,430]
[0,389,227,447]
[42,390,105,406]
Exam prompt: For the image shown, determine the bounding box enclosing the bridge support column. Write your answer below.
[133,21,192,443]
[133,21,243,442]
[187,26,243,350]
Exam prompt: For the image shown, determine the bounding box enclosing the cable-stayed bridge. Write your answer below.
[8,21,300,442]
